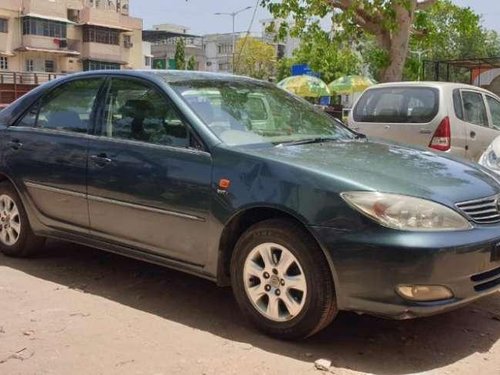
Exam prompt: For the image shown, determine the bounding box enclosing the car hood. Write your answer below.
[237,139,500,205]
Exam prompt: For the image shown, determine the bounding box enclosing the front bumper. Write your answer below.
[310,225,500,319]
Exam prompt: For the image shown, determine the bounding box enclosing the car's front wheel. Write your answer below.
[0,181,45,257]
[231,219,337,339]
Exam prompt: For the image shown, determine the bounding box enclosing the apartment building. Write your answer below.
[260,19,300,60]
[144,23,204,70]
[203,32,245,73]
[0,0,143,74]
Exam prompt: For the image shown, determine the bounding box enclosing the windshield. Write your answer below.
[166,78,355,146]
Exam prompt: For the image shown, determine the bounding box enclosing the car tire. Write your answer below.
[0,181,45,257]
[231,218,337,339]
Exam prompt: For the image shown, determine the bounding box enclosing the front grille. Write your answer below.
[471,266,500,292]
[456,195,500,224]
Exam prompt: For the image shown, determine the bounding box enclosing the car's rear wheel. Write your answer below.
[231,219,337,339]
[0,181,45,257]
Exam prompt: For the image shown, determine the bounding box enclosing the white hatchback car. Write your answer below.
[348,82,500,161]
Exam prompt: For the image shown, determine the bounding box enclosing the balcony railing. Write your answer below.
[83,0,130,15]
[0,71,65,105]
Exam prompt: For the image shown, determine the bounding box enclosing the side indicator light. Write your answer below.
[219,179,231,190]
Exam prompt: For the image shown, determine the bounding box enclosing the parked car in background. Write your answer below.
[479,135,500,175]
[348,82,500,161]
[183,89,275,134]
[1,71,500,340]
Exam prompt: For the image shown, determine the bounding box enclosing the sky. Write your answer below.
[130,1,500,36]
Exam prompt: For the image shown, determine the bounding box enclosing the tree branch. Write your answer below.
[328,0,383,35]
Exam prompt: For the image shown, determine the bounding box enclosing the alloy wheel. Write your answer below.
[0,194,21,246]
[243,242,307,322]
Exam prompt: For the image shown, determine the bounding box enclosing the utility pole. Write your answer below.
[214,6,252,73]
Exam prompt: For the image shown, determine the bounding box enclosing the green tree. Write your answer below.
[174,38,186,70]
[276,58,294,82]
[262,0,438,82]
[404,0,500,80]
[187,55,197,71]
[234,36,276,79]
[287,29,361,83]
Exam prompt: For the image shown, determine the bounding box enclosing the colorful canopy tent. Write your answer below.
[278,75,331,98]
[328,75,377,95]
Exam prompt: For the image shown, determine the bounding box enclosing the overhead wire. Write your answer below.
[234,0,261,70]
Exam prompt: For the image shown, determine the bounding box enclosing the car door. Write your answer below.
[87,76,212,265]
[460,90,500,161]
[2,77,104,232]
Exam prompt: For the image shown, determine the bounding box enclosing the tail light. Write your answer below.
[429,117,451,151]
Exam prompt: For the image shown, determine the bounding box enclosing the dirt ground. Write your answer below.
[0,240,499,375]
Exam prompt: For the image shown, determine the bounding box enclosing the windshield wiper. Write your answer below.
[275,137,339,147]
[354,133,367,139]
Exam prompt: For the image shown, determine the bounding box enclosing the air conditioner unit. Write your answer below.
[67,9,80,23]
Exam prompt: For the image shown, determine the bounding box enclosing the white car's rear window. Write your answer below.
[353,87,439,124]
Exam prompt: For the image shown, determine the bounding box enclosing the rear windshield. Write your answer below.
[353,87,439,123]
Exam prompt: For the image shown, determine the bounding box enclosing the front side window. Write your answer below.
[462,91,488,127]
[18,79,104,133]
[165,77,355,146]
[487,96,500,130]
[101,78,190,148]
[353,87,439,123]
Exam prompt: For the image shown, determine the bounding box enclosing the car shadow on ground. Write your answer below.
[1,240,499,375]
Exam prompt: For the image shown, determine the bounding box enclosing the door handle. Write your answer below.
[470,131,476,139]
[90,153,112,166]
[8,139,23,150]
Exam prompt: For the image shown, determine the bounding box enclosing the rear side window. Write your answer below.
[16,78,103,133]
[453,89,464,120]
[353,87,439,123]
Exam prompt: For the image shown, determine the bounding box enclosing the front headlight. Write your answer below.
[479,145,500,174]
[341,192,472,231]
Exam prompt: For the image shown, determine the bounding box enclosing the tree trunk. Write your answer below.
[377,2,416,82]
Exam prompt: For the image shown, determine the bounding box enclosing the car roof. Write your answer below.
[368,81,495,93]
[61,69,263,84]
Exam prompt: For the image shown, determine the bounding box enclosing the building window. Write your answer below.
[45,60,55,73]
[83,60,121,71]
[25,59,34,72]
[144,56,151,66]
[0,57,8,70]
[83,26,120,45]
[123,34,133,48]
[0,19,8,33]
[217,43,232,55]
[22,17,67,38]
